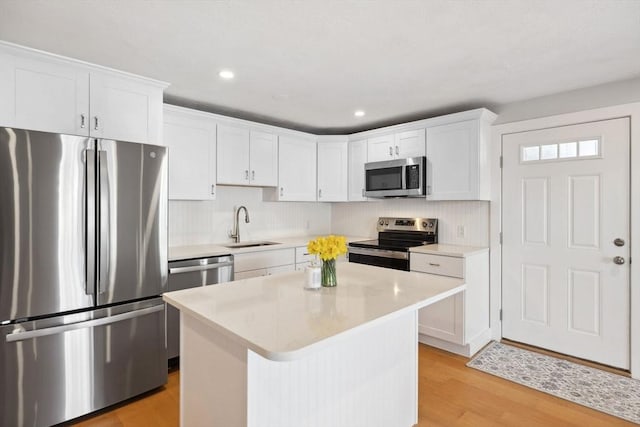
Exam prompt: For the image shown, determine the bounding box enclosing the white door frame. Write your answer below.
[489,102,640,378]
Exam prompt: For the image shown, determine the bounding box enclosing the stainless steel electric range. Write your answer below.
[348,217,438,271]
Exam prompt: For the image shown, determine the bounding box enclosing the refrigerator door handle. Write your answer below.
[85,148,96,296]
[5,304,164,343]
[98,150,110,294]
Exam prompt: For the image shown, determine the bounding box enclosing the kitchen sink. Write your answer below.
[222,241,281,249]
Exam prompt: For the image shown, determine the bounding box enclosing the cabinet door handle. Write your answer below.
[388,146,393,156]
[428,263,440,267]
[280,187,284,197]
[211,184,215,195]
[318,188,322,198]
[245,170,249,180]
[94,116,99,130]
[252,170,255,180]
[395,145,399,156]
[80,114,86,129]
[361,188,365,197]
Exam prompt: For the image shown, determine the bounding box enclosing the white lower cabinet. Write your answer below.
[234,248,296,279]
[295,245,315,270]
[410,248,490,357]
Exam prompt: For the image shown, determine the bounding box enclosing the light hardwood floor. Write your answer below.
[72,344,634,426]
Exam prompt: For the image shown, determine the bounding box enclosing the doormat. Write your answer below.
[467,341,640,424]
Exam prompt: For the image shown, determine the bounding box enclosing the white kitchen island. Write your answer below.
[163,262,465,427]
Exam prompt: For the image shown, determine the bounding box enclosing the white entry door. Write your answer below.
[502,118,630,369]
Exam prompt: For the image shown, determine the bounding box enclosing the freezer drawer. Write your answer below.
[0,298,167,427]
[167,255,233,359]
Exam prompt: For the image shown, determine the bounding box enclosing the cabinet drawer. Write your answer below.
[410,253,464,278]
[295,246,315,264]
[234,248,295,272]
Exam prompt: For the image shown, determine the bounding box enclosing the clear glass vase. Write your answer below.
[321,259,337,287]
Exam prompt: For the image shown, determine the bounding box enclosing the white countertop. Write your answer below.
[169,235,369,261]
[163,262,465,361]
[409,243,488,257]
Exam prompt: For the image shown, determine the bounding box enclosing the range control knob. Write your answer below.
[428,222,434,228]
[422,221,428,228]
[384,220,389,226]
[379,219,384,226]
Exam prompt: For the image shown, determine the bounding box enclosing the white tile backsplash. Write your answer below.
[169,186,332,246]
[331,200,490,247]
[170,187,489,248]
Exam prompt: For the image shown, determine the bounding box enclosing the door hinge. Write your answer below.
[499,232,503,244]
[499,309,503,321]
[499,155,503,168]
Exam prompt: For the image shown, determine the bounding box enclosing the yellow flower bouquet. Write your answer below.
[307,235,347,287]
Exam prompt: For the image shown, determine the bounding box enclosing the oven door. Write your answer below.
[348,246,409,271]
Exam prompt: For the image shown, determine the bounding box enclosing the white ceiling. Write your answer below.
[0,0,638,134]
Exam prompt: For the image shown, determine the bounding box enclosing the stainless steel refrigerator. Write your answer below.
[0,127,168,426]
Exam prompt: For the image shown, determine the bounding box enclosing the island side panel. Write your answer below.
[181,313,248,427]
[246,311,418,427]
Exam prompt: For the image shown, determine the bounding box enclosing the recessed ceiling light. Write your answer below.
[219,70,235,80]
[354,110,365,117]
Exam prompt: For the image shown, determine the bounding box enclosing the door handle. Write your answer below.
[211,184,215,195]
[245,170,249,180]
[388,146,393,156]
[252,170,255,180]
[80,114,86,129]
[395,145,399,156]
[280,187,284,197]
[318,188,322,198]
[614,238,625,247]
[85,148,96,296]
[613,256,625,265]
[94,116,100,131]
[6,305,164,343]
[98,150,110,294]
[169,261,234,274]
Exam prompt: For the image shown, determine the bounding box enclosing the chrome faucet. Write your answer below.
[229,205,250,243]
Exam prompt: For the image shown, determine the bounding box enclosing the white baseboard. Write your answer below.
[419,328,492,358]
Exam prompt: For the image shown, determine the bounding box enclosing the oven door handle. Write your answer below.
[348,246,409,260]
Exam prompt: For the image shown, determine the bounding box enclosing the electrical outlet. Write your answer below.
[457,225,466,238]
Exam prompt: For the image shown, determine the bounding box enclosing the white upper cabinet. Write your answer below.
[89,71,164,144]
[366,134,396,161]
[9,56,89,135]
[0,42,167,144]
[163,106,217,200]
[366,130,425,162]
[272,136,317,201]
[249,131,278,186]
[395,129,425,158]
[216,125,277,187]
[217,125,251,185]
[317,140,348,202]
[426,116,493,201]
[348,139,368,201]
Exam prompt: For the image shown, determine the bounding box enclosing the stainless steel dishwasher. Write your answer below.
[167,255,234,360]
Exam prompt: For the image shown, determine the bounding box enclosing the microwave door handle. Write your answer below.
[401,164,407,190]
[85,148,96,297]
[98,150,110,295]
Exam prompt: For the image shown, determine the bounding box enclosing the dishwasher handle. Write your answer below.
[169,261,234,275]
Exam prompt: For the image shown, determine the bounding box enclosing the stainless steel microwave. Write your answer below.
[364,156,426,198]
